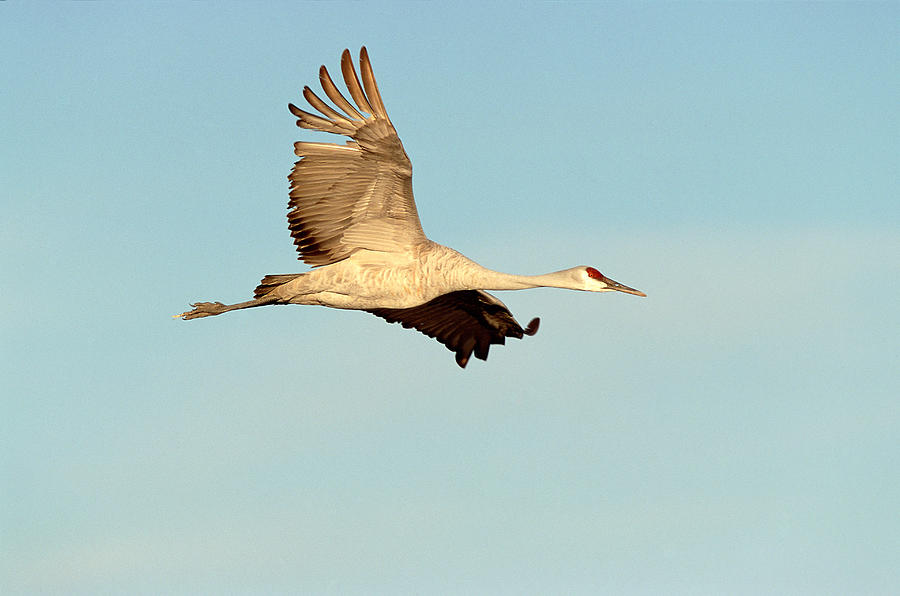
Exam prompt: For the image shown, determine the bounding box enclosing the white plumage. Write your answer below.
[178,47,645,367]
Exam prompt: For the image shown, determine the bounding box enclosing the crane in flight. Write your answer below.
[177,47,645,367]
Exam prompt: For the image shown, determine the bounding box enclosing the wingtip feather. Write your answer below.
[288,102,304,118]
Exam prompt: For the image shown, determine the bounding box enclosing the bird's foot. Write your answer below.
[175,301,227,320]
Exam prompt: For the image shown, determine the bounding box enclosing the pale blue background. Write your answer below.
[2,2,898,594]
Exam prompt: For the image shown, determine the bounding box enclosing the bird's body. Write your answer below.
[266,243,480,310]
[178,47,645,367]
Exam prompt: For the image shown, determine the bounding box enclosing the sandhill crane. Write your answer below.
[177,47,645,367]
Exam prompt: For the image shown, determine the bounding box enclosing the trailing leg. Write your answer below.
[176,295,280,320]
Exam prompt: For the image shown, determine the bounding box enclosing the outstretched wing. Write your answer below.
[287,47,427,267]
[368,290,540,368]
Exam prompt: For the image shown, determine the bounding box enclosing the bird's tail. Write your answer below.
[254,274,303,299]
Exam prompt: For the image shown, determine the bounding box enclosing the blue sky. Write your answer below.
[2,2,898,594]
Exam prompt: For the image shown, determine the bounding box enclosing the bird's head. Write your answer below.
[576,266,646,296]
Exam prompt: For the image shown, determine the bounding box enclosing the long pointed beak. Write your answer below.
[605,276,646,297]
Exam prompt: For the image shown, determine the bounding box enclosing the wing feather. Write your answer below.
[288,47,425,266]
[340,49,374,116]
[302,86,355,125]
[319,65,365,120]
[359,47,390,120]
[368,290,540,368]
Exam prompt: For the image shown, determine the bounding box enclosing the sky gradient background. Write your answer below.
[2,2,898,594]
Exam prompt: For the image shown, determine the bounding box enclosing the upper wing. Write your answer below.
[287,47,427,266]
[368,290,540,368]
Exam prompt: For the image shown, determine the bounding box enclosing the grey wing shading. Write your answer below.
[368,290,541,368]
[287,47,427,267]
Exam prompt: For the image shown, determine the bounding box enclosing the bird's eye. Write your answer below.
[586,267,603,280]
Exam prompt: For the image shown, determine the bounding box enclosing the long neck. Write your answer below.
[425,244,580,292]
[461,264,578,291]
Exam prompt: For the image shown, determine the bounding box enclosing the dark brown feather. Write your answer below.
[368,290,540,368]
